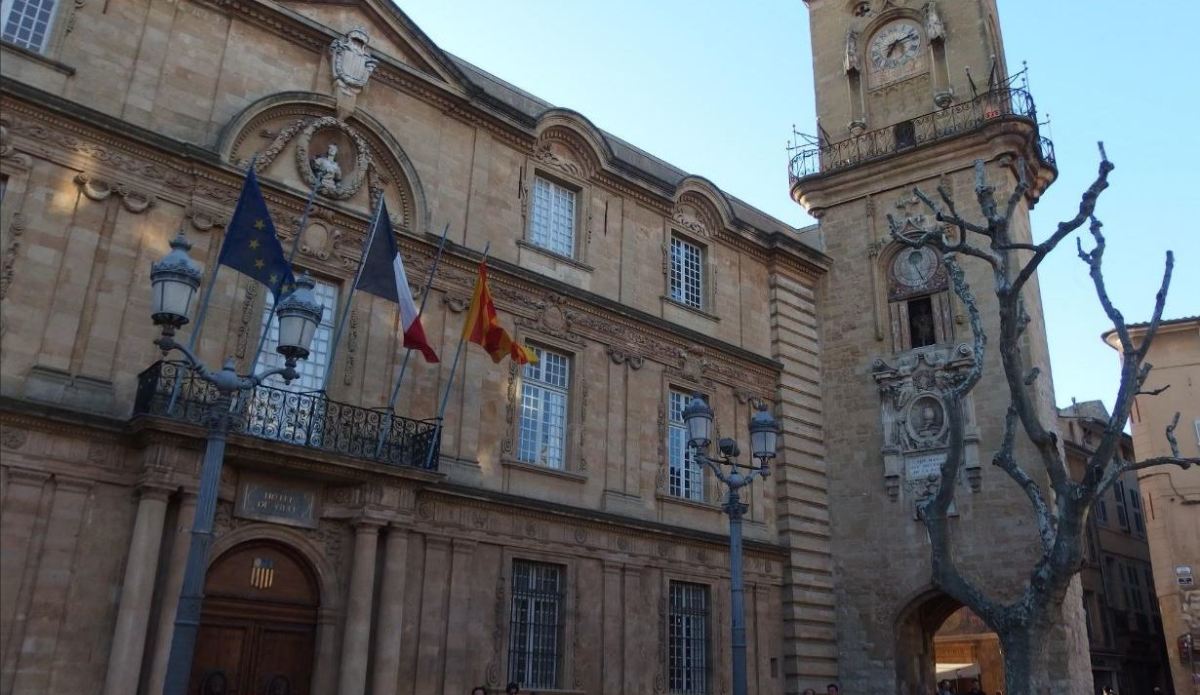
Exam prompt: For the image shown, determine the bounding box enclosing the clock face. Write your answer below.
[892,247,938,288]
[869,20,923,82]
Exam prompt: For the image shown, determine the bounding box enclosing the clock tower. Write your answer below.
[790,1,1091,693]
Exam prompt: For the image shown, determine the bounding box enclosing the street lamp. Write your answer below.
[683,393,779,695]
[150,231,324,695]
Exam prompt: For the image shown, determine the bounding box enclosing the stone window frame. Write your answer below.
[502,330,588,481]
[0,0,81,63]
[501,547,579,691]
[657,378,723,511]
[662,228,718,322]
[519,165,593,271]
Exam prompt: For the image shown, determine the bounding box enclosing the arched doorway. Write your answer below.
[895,591,1004,695]
[189,540,319,695]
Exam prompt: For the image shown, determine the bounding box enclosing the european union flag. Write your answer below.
[218,168,294,297]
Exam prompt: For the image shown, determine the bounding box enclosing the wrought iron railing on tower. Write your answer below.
[133,360,440,470]
[788,87,1055,183]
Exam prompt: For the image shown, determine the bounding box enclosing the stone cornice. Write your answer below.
[425,483,789,564]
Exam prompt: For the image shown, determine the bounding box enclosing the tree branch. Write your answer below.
[992,406,1056,552]
[1011,143,1114,294]
[1096,414,1199,498]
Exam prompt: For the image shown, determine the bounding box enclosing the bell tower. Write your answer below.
[790,1,1090,693]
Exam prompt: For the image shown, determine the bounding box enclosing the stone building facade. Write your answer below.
[1106,317,1200,694]
[0,0,1093,694]
[0,1,828,693]
[1061,401,1173,693]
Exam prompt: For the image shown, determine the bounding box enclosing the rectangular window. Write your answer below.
[508,560,564,690]
[669,581,710,695]
[1,0,56,53]
[1094,497,1108,525]
[1113,480,1130,531]
[668,390,703,501]
[254,278,338,392]
[529,175,576,257]
[1144,567,1159,617]
[518,347,569,469]
[1128,487,1145,535]
[669,236,704,309]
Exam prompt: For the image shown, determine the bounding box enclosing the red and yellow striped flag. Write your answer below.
[461,261,538,365]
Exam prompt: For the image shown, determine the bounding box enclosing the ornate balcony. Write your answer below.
[133,360,440,470]
[788,87,1055,184]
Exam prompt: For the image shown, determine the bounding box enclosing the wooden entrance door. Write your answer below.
[189,541,319,695]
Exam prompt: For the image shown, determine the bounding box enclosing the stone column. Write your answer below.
[144,491,197,695]
[102,487,170,695]
[369,527,409,695]
[337,520,381,695]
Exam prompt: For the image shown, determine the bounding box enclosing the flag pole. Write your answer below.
[321,201,385,393]
[422,242,490,470]
[385,222,451,411]
[247,178,322,379]
[373,222,452,459]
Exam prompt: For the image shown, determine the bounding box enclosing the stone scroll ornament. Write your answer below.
[872,343,982,506]
[329,28,379,119]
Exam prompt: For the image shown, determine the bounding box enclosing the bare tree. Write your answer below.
[885,144,1198,694]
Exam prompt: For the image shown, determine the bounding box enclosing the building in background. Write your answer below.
[1106,317,1200,694]
[1061,400,1174,693]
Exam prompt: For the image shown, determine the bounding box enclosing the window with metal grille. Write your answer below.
[669,581,710,695]
[669,236,704,309]
[668,390,703,501]
[529,175,576,257]
[1,0,56,53]
[518,347,569,469]
[508,560,564,690]
[255,278,339,392]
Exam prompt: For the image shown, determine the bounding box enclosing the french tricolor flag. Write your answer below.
[355,201,439,363]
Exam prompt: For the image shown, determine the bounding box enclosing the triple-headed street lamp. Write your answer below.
[149,231,325,695]
[681,393,779,695]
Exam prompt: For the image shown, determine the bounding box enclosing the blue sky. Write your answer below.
[398,0,1198,413]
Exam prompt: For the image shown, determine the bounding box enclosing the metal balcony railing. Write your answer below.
[788,87,1055,183]
[134,361,440,470]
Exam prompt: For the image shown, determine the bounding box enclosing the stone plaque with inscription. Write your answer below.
[905,451,945,480]
[235,477,319,529]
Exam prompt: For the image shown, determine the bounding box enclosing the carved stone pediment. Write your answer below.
[872,343,982,506]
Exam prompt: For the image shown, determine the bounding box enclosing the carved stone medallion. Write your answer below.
[295,117,371,200]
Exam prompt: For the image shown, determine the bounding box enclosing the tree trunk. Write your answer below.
[997,609,1083,695]
[998,623,1041,695]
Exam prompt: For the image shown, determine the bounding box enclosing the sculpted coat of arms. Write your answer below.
[329,28,379,119]
[872,343,982,511]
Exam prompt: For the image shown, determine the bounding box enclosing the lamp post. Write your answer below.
[149,232,324,695]
[682,393,779,695]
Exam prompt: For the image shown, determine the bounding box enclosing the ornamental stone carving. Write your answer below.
[924,1,946,42]
[329,28,378,119]
[295,117,371,200]
[872,342,982,506]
